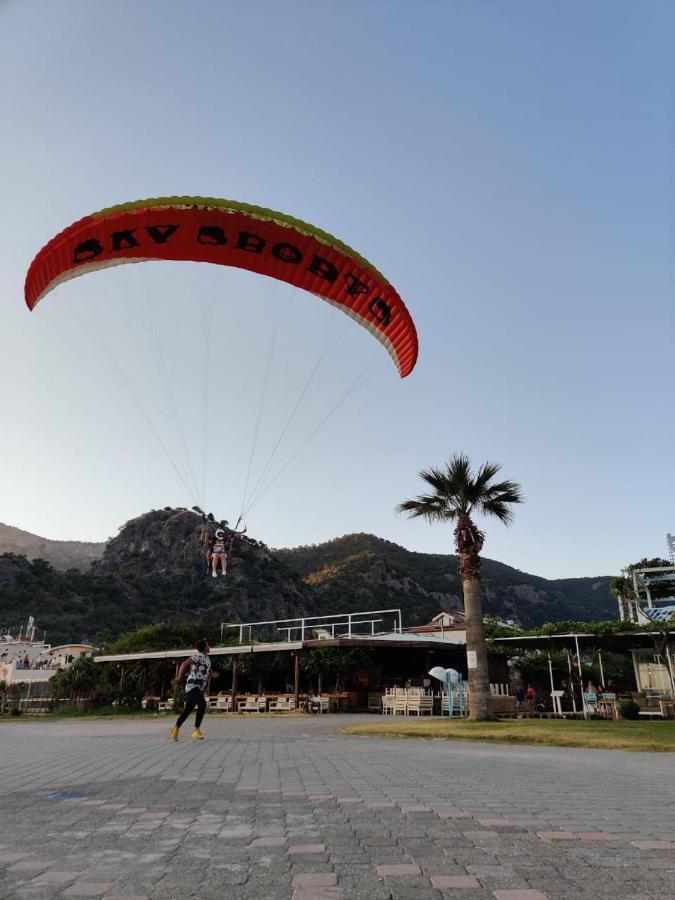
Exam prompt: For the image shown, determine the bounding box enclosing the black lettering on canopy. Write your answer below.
[368,297,392,327]
[237,231,266,253]
[343,274,370,296]
[272,242,303,264]
[308,254,338,283]
[145,224,179,245]
[111,229,140,252]
[197,225,226,245]
[73,238,103,264]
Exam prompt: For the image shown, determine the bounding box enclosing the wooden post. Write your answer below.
[294,653,300,708]
[230,655,238,710]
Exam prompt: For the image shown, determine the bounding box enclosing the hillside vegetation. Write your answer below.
[0,512,616,644]
[276,534,615,628]
[0,509,316,645]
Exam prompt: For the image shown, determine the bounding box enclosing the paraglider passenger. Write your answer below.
[209,526,247,578]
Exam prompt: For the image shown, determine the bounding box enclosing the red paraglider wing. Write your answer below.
[25,197,418,377]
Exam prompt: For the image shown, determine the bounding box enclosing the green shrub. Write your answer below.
[618,699,641,720]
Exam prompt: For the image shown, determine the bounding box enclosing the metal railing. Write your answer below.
[221,608,403,644]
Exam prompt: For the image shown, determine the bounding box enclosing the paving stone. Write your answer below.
[377,863,422,876]
[8,859,53,872]
[33,871,83,885]
[438,812,473,820]
[479,819,517,828]
[335,877,397,900]
[536,831,578,843]
[576,833,617,842]
[292,889,342,900]
[631,841,675,850]
[387,887,442,900]
[0,851,32,863]
[430,874,481,889]
[466,865,512,878]
[292,873,338,886]
[62,884,114,897]
[288,843,326,855]
[493,892,550,900]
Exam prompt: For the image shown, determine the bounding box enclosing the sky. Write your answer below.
[0,1,673,579]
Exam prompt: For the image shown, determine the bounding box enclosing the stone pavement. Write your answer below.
[0,715,673,900]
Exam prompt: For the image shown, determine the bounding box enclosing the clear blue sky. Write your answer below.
[0,1,672,578]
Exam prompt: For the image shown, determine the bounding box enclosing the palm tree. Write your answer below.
[397,453,523,720]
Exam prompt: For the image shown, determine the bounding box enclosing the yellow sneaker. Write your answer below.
[191,729,204,740]
[170,726,179,742]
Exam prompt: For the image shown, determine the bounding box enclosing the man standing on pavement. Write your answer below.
[170,639,219,741]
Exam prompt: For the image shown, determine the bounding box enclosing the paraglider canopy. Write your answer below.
[24,196,418,377]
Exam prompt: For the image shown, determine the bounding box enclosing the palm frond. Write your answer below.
[443,453,472,499]
[469,461,502,503]
[479,498,515,525]
[396,493,458,524]
[417,465,453,499]
[398,453,523,530]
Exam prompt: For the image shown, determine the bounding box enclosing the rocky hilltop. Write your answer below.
[0,509,317,645]
[95,508,318,625]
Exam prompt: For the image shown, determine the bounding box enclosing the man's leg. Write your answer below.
[176,689,199,729]
[194,692,207,729]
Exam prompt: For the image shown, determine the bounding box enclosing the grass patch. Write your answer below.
[343,718,675,752]
[0,705,159,722]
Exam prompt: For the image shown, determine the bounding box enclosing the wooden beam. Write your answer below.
[294,652,301,708]
[230,656,238,708]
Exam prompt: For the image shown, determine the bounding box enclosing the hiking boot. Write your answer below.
[170,726,179,742]
[191,729,204,740]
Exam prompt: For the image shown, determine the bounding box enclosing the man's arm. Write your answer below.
[173,657,192,685]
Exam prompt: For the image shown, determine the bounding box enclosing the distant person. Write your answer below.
[514,687,525,715]
[170,639,219,741]
[525,684,535,712]
[308,693,322,714]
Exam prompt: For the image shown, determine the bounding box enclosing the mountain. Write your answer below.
[0,509,316,645]
[0,522,104,570]
[275,533,616,629]
[0,515,617,645]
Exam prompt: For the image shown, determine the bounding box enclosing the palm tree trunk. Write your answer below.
[462,572,491,720]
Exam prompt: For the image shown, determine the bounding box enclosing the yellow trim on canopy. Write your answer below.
[92,196,388,285]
